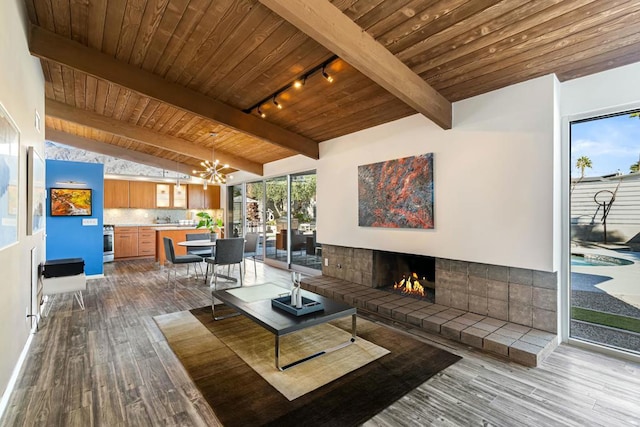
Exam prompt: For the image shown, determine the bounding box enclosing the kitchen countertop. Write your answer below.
[111,223,201,230]
[153,226,201,231]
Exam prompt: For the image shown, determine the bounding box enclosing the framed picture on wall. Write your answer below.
[27,146,46,234]
[50,188,92,216]
[0,102,20,251]
[358,153,434,229]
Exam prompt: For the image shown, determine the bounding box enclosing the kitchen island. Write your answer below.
[155,227,210,265]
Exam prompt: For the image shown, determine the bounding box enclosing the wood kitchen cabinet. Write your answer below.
[129,181,156,208]
[187,185,204,209]
[115,226,156,259]
[137,226,156,257]
[187,184,221,209]
[104,180,130,208]
[205,185,221,209]
[114,227,138,258]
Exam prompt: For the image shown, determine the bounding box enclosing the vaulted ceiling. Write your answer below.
[24,0,640,176]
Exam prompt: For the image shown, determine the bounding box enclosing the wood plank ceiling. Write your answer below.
[23,0,640,176]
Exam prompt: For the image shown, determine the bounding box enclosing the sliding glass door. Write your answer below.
[228,184,243,238]
[569,109,640,356]
[289,172,321,270]
[228,172,321,272]
[265,176,288,264]
[246,181,265,261]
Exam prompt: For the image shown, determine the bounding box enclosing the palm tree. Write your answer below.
[631,160,640,173]
[576,156,592,178]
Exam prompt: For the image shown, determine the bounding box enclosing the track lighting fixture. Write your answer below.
[243,55,339,119]
[322,66,334,83]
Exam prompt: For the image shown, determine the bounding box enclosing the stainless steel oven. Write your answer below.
[103,225,114,262]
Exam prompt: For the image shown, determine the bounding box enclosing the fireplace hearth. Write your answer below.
[372,251,436,302]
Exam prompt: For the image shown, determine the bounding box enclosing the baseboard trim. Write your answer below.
[87,273,104,280]
[0,331,35,420]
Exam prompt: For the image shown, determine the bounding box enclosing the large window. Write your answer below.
[569,109,640,355]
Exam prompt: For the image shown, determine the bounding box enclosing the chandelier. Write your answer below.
[193,133,229,185]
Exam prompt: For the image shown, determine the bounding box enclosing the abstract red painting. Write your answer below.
[358,154,434,229]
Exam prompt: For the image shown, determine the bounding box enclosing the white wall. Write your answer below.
[317,75,559,272]
[0,0,45,405]
[561,62,640,117]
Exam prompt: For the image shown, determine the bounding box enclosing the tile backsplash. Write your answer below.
[104,208,223,225]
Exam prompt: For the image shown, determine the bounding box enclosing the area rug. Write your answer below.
[155,306,461,427]
[154,309,389,400]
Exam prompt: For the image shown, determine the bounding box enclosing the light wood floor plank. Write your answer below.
[1,259,639,426]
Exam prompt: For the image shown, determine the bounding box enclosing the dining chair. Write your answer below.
[205,237,245,291]
[186,232,214,258]
[243,232,259,277]
[163,237,204,286]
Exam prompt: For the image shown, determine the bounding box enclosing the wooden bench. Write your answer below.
[301,275,558,367]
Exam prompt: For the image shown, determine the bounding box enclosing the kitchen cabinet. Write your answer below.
[114,227,138,258]
[187,185,204,209]
[129,181,156,209]
[115,226,156,259]
[173,184,187,208]
[156,183,188,209]
[205,185,221,209]
[104,180,130,208]
[156,184,171,208]
[138,226,156,256]
[187,184,221,209]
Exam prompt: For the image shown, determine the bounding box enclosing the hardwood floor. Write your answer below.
[2,260,639,426]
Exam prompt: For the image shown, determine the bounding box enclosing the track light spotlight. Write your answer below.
[322,66,334,83]
[293,77,305,89]
[258,106,266,118]
[273,96,282,109]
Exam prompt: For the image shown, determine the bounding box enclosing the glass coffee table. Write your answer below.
[212,283,357,371]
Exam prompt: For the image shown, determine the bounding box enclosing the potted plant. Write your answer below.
[195,212,223,240]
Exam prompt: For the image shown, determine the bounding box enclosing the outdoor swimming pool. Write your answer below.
[571,254,634,267]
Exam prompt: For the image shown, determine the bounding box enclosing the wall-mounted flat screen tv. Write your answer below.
[50,188,92,216]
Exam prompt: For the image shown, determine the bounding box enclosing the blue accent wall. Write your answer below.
[46,160,104,275]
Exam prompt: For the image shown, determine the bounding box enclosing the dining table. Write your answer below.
[176,239,217,248]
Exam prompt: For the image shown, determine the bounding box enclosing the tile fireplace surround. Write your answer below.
[309,244,559,366]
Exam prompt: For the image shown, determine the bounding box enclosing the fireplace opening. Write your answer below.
[372,251,435,302]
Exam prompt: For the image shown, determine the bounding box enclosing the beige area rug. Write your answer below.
[155,306,462,427]
[155,308,389,400]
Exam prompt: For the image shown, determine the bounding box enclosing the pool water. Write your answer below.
[571,254,633,267]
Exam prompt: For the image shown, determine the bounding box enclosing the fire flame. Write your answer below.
[393,272,425,297]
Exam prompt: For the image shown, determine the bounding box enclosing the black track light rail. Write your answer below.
[242,55,339,115]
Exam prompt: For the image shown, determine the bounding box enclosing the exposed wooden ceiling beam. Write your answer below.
[45,128,199,177]
[29,25,319,159]
[258,0,452,130]
[46,99,264,176]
